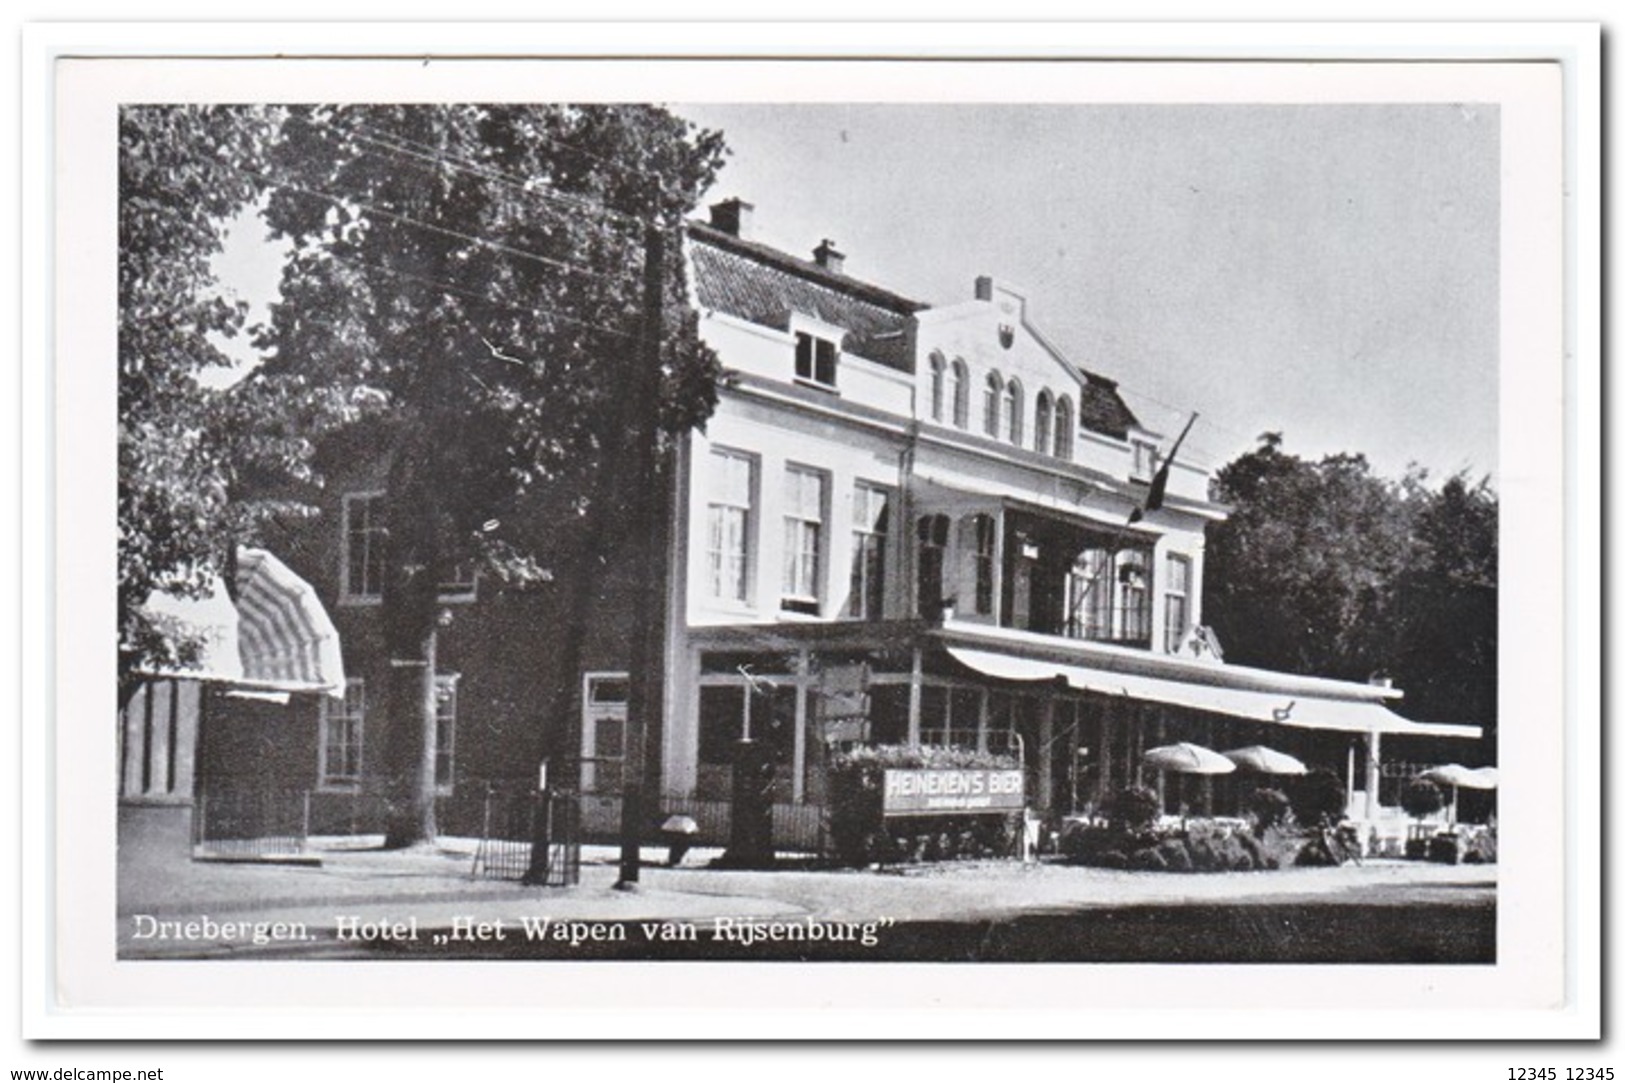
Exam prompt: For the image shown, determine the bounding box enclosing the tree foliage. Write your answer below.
[258,104,727,844]
[118,105,298,698]
[1204,434,1498,753]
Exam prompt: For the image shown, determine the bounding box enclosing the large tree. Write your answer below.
[118,105,318,705]
[259,104,725,847]
[1204,434,1498,750]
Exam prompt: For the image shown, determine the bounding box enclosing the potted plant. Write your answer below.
[1400,778,1445,859]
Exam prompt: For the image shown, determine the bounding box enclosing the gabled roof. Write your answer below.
[687,222,924,372]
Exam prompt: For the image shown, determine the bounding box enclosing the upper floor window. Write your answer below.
[1034,390,1054,455]
[1065,545,1152,647]
[928,354,945,422]
[341,492,387,603]
[781,466,826,614]
[341,491,477,604]
[971,514,996,616]
[949,359,970,428]
[848,484,891,620]
[915,514,951,618]
[1003,379,1023,446]
[795,331,839,389]
[983,373,1003,437]
[706,448,756,604]
[1054,395,1074,460]
[318,678,366,787]
[1164,553,1192,654]
[1132,438,1160,481]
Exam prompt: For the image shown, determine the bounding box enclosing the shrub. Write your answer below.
[1428,833,1461,864]
[1101,785,1162,834]
[1247,787,1292,833]
[1400,778,1445,819]
[1291,769,1346,828]
[826,744,1022,866]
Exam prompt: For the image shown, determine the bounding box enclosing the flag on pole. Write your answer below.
[1129,412,1198,524]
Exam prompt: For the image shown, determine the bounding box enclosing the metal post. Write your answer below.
[617,220,669,890]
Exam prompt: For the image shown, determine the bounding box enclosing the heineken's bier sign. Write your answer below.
[882,767,1025,816]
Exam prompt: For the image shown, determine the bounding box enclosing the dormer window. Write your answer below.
[795,331,839,389]
[1132,438,1159,481]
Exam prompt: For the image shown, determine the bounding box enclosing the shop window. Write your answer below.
[696,682,794,800]
[867,684,911,746]
[318,678,366,787]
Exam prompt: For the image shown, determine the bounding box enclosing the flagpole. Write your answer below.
[1129,411,1198,524]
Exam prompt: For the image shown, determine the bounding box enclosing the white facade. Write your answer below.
[650,209,1477,830]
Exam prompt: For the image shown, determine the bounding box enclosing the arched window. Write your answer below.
[1034,390,1054,455]
[1054,395,1074,460]
[1003,379,1023,446]
[983,372,1002,437]
[927,353,945,422]
[950,359,969,428]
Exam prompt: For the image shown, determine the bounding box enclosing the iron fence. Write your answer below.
[470,788,580,886]
[193,787,309,859]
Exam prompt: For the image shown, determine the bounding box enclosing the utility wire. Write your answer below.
[340,120,650,234]
[219,158,630,287]
[322,248,638,342]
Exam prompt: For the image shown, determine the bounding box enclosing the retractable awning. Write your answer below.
[139,547,346,698]
[944,645,1480,740]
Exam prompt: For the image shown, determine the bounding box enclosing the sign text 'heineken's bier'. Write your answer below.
[881,768,1025,816]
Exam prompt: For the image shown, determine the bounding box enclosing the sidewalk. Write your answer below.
[117,835,1496,959]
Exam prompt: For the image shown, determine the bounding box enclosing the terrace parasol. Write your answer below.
[1220,745,1309,776]
[1420,763,1498,825]
[1143,742,1236,775]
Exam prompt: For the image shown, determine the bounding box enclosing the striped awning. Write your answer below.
[139,547,345,698]
[234,547,346,696]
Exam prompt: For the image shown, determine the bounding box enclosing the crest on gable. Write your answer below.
[997,323,1015,349]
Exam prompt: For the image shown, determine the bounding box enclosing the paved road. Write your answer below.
[118,841,1494,962]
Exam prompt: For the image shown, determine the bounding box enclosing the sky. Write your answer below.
[670,102,1500,483]
[212,101,1501,484]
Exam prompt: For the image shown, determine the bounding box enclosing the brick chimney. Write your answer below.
[974,275,995,301]
[708,198,754,240]
[813,239,846,275]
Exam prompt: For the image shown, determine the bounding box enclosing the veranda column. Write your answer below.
[906,647,923,748]
[1363,730,1382,821]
